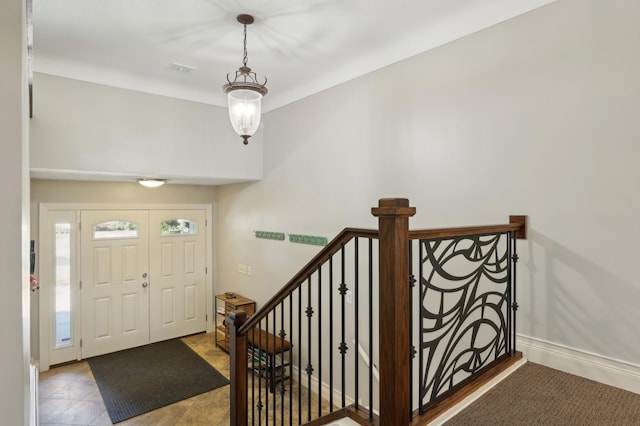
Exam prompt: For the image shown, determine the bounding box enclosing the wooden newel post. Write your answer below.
[228,310,248,426]
[372,198,416,426]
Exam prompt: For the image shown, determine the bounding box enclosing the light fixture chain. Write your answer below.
[242,24,248,67]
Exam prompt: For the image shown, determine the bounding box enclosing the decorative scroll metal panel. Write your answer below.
[418,232,512,412]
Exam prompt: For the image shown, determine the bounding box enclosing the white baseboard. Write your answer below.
[291,365,356,409]
[518,334,640,395]
[30,363,39,426]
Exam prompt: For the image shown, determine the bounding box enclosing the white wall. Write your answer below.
[30,73,263,184]
[216,0,640,371]
[0,0,31,423]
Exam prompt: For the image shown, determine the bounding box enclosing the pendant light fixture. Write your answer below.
[223,14,268,145]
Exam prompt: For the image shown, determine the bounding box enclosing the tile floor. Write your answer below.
[39,333,232,425]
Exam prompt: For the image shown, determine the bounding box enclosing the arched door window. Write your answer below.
[93,220,139,239]
[160,219,197,235]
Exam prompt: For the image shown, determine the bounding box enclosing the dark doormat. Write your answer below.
[88,338,229,423]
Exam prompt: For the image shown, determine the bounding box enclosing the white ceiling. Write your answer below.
[33,0,556,113]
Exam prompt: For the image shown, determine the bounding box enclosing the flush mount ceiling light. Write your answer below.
[222,14,268,145]
[137,178,167,188]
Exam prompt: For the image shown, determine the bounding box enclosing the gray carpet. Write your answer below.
[445,362,640,425]
[88,338,229,423]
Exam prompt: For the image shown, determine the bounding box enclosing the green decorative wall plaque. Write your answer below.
[254,231,285,241]
[288,233,328,246]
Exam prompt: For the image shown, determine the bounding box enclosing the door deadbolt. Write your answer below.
[142,272,148,278]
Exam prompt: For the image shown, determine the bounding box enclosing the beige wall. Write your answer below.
[31,178,217,239]
[0,0,31,423]
[217,0,640,371]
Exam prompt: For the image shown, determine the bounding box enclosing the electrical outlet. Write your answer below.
[346,290,353,304]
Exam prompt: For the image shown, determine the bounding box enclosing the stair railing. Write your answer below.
[229,227,380,425]
[228,198,527,425]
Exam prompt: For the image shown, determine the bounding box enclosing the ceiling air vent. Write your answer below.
[169,62,196,73]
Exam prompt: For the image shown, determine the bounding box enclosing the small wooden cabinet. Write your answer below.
[215,293,256,352]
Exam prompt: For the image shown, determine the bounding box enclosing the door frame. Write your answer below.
[38,203,214,371]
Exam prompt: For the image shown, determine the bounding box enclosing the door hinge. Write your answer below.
[206,314,208,322]
[78,222,81,231]
[79,280,82,289]
[80,339,83,348]
[205,266,208,274]
[205,219,208,226]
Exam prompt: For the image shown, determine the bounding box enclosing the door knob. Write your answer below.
[142,282,148,288]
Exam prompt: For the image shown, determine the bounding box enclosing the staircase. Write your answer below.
[227,198,527,425]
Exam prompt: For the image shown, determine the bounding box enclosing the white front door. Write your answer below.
[80,210,150,358]
[149,210,207,342]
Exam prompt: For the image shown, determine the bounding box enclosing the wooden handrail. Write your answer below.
[409,224,519,239]
[237,227,379,335]
[409,216,527,240]
[236,217,528,335]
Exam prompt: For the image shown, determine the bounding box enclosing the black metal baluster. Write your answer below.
[368,238,373,419]
[288,293,293,426]
[246,327,249,425]
[354,238,359,410]
[265,313,269,423]
[317,266,322,417]
[512,233,519,354]
[297,286,302,423]
[340,244,347,407]
[306,275,313,422]
[409,240,414,420]
[507,232,512,355]
[280,300,286,425]
[418,240,425,414]
[273,308,277,425]
[251,326,256,425]
[258,318,263,426]
[329,256,334,412]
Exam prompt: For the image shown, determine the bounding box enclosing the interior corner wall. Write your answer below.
[0,0,31,423]
[216,0,640,369]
